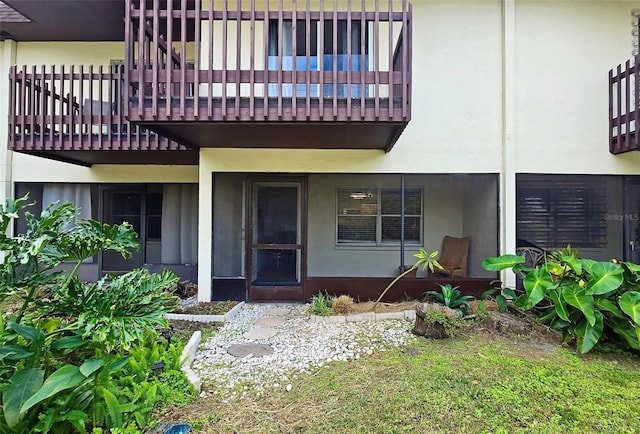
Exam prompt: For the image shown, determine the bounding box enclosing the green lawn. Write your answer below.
[172,329,640,434]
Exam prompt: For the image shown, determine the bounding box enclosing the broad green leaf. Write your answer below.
[560,256,582,275]
[549,317,570,330]
[51,336,87,350]
[3,368,44,428]
[0,345,33,360]
[481,255,525,272]
[521,268,553,308]
[20,365,85,415]
[537,308,558,324]
[495,295,507,313]
[7,322,44,342]
[502,288,517,299]
[102,387,122,428]
[79,359,105,377]
[581,258,597,274]
[610,317,640,350]
[575,310,604,353]
[562,285,596,326]
[108,356,131,373]
[594,298,624,318]
[548,288,569,322]
[619,291,640,325]
[586,262,624,295]
[622,261,640,273]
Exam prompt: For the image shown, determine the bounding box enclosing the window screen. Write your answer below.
[517,178,608,249]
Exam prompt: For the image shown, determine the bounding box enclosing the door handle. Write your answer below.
[631,241,636,252]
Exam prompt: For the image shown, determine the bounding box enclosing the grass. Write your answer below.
[175,300,240,315]
[167,329,640,433]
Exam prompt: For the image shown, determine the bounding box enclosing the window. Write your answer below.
[517,177,608,249]
[337,188,422,244]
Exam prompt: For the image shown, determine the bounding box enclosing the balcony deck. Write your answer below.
[125,0,412,151]
[8,65,197,166]
[610,56,640,154]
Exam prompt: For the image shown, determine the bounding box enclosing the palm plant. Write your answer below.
[424,284,474,316]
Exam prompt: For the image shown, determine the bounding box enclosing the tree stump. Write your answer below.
[413,303,461,339]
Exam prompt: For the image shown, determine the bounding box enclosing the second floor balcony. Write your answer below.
[610,56,640,154]
[125,0,412,151]
[8,64,197,166]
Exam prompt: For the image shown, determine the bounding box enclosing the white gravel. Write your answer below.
[193,303,415,398]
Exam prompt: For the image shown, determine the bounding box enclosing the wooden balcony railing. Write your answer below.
[8,64,196,165]
[610,56,640,154]
[125,0,412,150]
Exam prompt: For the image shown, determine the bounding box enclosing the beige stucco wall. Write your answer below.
[514,0,640,173]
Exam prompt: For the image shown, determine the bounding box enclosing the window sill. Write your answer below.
[334,243,422,252]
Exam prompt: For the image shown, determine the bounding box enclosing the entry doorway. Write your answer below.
[625,178,640,264]
[247,178,306,301]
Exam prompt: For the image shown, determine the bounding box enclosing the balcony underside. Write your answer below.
[11,135,198,166]
[134,97,407,150]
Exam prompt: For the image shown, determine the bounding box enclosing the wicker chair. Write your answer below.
[435,236,470,278]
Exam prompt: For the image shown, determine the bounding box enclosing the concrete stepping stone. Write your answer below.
[243,327,277,340]
[263,307,290,316]
[226,343,273,358]
[254,317,286,327]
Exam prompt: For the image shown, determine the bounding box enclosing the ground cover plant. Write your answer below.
[482,246,640,353]
[0,196,195,433]
[169,330,640,433]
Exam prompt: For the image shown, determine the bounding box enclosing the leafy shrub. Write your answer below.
[331,295,354,314]
[310,292,333,316]
[482,247,640,353]
[0,196,179,432]
[424,284,474,316]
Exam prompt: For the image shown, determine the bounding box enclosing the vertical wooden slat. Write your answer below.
[69,65,75,150]
[360,0,365,120]
[609,68,614,153]
[49,66,55,147]
[166,0,173,118]
[403,0,409,120]
[250,0,256,119]
[79,65,85,149]
[19,68,26,149]
[319,0,324,119]
[138,0,146,121]
[103,65,109,150]
[124,0,131,119]
[387,0,393,120]
[346,0,352,119]
[8,67,15,149]
[305,0,311,119]
[30,65,36,150]
[264,0,269,119]
[616,64,622,152]
[152,0,159,119]
[89,65,95,149]
[291,0,297,119]
[180,0,187,119]
[39,65,46,149]
[208,0,213,119]
[634,56,640,152]
[222,0,228,119]
[194,0,201,119]
[277,0,283,118]
[115,65,124,150]
[626,59,631,152]
[235,0,242,118]
[58,65,64,145]
[332,0,337,117]
[374,0,380,119]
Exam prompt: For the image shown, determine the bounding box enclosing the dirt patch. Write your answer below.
[349,301,418,313]
[175,301,239,315]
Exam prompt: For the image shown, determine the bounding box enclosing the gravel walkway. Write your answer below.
[193,303,415,398]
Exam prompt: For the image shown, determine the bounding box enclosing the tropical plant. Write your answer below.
[0,196,179,432]
[310,292,334,316]
[481,284,517,313]
[482,247,640,353]
[373,248,443,309]
[423,284,474,316]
